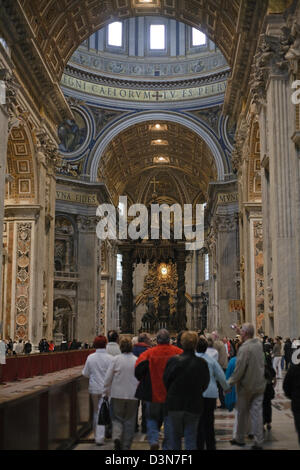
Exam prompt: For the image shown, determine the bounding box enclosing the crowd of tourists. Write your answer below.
[1,337,90,355]
[82,326,300,451]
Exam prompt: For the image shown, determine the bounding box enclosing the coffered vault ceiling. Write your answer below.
[0,0,270,121]
[16,0,241,78]
[97,120,217,205]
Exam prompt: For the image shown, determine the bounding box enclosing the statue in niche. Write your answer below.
[53,307,63,334]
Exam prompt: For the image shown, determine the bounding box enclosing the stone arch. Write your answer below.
[89,111,228,182]
[17,0,249,81]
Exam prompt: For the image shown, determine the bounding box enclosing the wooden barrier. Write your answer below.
[0,374,92,450]
[1,349,95,383]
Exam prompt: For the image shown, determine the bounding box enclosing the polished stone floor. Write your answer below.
[1,366,298,452]
[73,376,300,451]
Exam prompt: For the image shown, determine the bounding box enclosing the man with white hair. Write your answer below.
[227,323,266,450]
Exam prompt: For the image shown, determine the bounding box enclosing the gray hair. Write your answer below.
[138,332,151,344]
[156,329,170,345]
[241,323,255,338]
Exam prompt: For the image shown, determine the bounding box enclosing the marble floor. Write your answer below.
[73,376,300,452]
[1,367,299,452]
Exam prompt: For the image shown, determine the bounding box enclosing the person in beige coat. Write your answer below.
[227,323,266,450]
[211,331,228,408]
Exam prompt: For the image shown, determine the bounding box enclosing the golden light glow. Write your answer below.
[149,123,168,132]
[160,264,168,276]
[153,155,170,164]
[151,139,168,145]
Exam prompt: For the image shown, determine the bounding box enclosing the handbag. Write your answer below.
[98,397,111,426]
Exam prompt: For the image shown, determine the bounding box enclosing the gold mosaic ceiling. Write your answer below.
[97,120,217,205]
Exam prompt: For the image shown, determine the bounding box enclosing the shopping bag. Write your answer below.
[98,397,111,425]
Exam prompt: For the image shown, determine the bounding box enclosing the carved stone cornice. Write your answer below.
[0,67,18,105]
[284,4,300,72]
[35,128,61,173]
[64,64,230,91]
[285,5,300,60]
[4,204,41,221]
[0,65,22,130]
[250,30,291,107]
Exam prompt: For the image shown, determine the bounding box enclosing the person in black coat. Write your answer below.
[284,338,293,370]
[24,340,32,355]
[283,348,300,446]
[263,344,276,431]
[132,333,152,358]
[163,331,210,450]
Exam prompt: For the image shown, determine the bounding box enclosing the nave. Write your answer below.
[73,373,298,451]
[0,359,298,452]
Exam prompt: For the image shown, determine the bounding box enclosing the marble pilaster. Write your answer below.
[0,48,16,328]
[76,215,100,343]
[120,247,134,333]
[206,180,240,337]
[252,15,300,337]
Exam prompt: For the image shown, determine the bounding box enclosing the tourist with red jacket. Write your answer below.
[135,329,182,450]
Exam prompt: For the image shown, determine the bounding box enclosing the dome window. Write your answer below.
[108,21,123,47]
[192,28,206,47]
[150,24,165,50]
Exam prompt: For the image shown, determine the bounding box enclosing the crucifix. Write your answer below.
[152,90,163,101]
[150,176,161,193]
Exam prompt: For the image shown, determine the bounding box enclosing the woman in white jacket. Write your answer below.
[103,336,139,450]
[82,335,112,445]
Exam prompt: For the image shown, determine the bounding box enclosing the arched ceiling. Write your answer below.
[68,16,229,82]
[97,120,217,205]
[0,0,271,122]
[15,0,261,79]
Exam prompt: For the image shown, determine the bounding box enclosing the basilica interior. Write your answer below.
[1,0,300,349]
